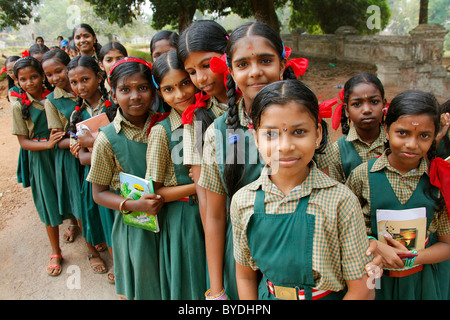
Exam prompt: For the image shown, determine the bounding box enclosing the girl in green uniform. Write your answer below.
[42,48,81,243]
[67,55,112,275]
[197,22,307,300]
[231,80,373,300]
[11,56,67,276]
[72,23,102,63]
[87,57,164,299]
[326,73,388,184]
[148,49,206,299]
[346,90,450,299]
[98,41,128,93]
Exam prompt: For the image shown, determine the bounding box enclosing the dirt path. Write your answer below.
[0,58,447,300]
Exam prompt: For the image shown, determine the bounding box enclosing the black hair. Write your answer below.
[222,22,297,200]
[67,39,79,53]
[66,55,110,132]
[35,36,44,43]
[150,31,179,57]
[98,41,128,63]
[384,90,443,209]
[41,48,71,66]
[72,23,102,55]
[340,72,386,135]
[438,99,450,156]
[29,43,50,57]
[109,56,155,120]
[178,20,228,63]
[13,56,53,120]
[5,55,20,90]
[153,49,214,152]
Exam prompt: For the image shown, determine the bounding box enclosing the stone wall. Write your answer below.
[282,24,449,99]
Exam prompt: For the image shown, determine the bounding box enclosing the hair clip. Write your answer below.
[281,43,286,59]
[228,134,240,145]
[152,75,159,89]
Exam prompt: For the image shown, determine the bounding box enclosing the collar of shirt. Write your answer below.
[81,95,106,116]
[370,149,429,177]
[248,162,338,198]
[112,108,155,134]
[168,108,183,132]
[346,125,386,147]
[53,87,76,100]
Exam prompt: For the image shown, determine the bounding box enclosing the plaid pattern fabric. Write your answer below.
[230,163,371,292]
[11,93,45,138]
[329,126,386,183]
[315,134,334,170]
[145,108,181,186]
[345,150,450,237]
[44,87,76,130]
[183,96,228,166]
[87,109,154,190]
[198,98,246,195]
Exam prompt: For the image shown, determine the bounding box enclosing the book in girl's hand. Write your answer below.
[119,172,160,233]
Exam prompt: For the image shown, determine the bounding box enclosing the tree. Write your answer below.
[289,0,391,34]
[0,0,40,29]
[85,0,147,27]
[419,0,428,24]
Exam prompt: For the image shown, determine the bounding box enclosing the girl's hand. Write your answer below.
[364,238,383,278]
[375,234,411,269]
[47,129,65,149]
[126,193,164,216]
[70,142,81,158]
[77,129,95,148]
[436,112,450,145]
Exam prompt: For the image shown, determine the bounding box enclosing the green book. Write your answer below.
[119,172,160,233]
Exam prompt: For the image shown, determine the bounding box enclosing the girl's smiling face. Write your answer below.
[184,51,227,103]
[68,66,102,101]
[255,101,322,181]
[229,36,286,108]
[345,82,386,132]
[158,69,197,115]
[385,113,435,174]
[17,66,44,99]
[42,58,71,92]
[100,49,126,75]
[73,27,96,55]
[6,60,17,81]
[112,72,153,122]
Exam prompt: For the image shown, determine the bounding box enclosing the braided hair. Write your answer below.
[66,55,112,132]
[13,56,53,120]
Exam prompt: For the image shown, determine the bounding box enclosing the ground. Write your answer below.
[0,57,447,300]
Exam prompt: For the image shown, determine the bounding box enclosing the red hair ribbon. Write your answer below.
[43,89,51,98]
[0,67,6,75]
[319,88,345,130]
[9,91,32,106]
[429,157,450,220]
[318,98,333,123]
[109,57,152,78]
[75,106,81,112]
[104,100,112,108]
[147,112,170,136]
[286,58,309,77]
[210,54,228,74]
[21,50,29,57]
[181,91,211,125]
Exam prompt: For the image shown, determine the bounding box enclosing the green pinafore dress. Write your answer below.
[28,105,72,226]
[367,158,443,300]
[102,122,161,300]
[247,189,345,300]
[157,118,206,300]
[337,136,363,181]
[78,107,106,246]
[46,93,83,219]
[213,111,265,300]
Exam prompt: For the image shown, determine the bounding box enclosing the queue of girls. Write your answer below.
[4,20,450,301]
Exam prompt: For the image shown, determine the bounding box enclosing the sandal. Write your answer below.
[62,224,79,243]
[87,253,107,274]
[46,254,63,277]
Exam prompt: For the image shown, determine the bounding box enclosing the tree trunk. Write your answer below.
[250,0,280,34]
[178,1,197,32]
[419,0,428,24]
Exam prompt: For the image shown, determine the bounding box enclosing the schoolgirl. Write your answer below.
[11,56,68,276]
[326,73,388,184]
[3,55,21,101]
[150,30,179,62]
[67,39,79,59]
[231,80,373,300]
[197,21,308,300]
[148,49,206,299]
[41,48,82,243]
[345,90,450,299]
[72,23,102,62]
[87,57,164,299]
[28,43,50,62]
[98,41,128,92]
[177,20,230,226]
[67,54,112,275]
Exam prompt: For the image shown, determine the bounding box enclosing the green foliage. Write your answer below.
[85,0,147,27]
[0,0,40,29]
[289,0,391,34]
